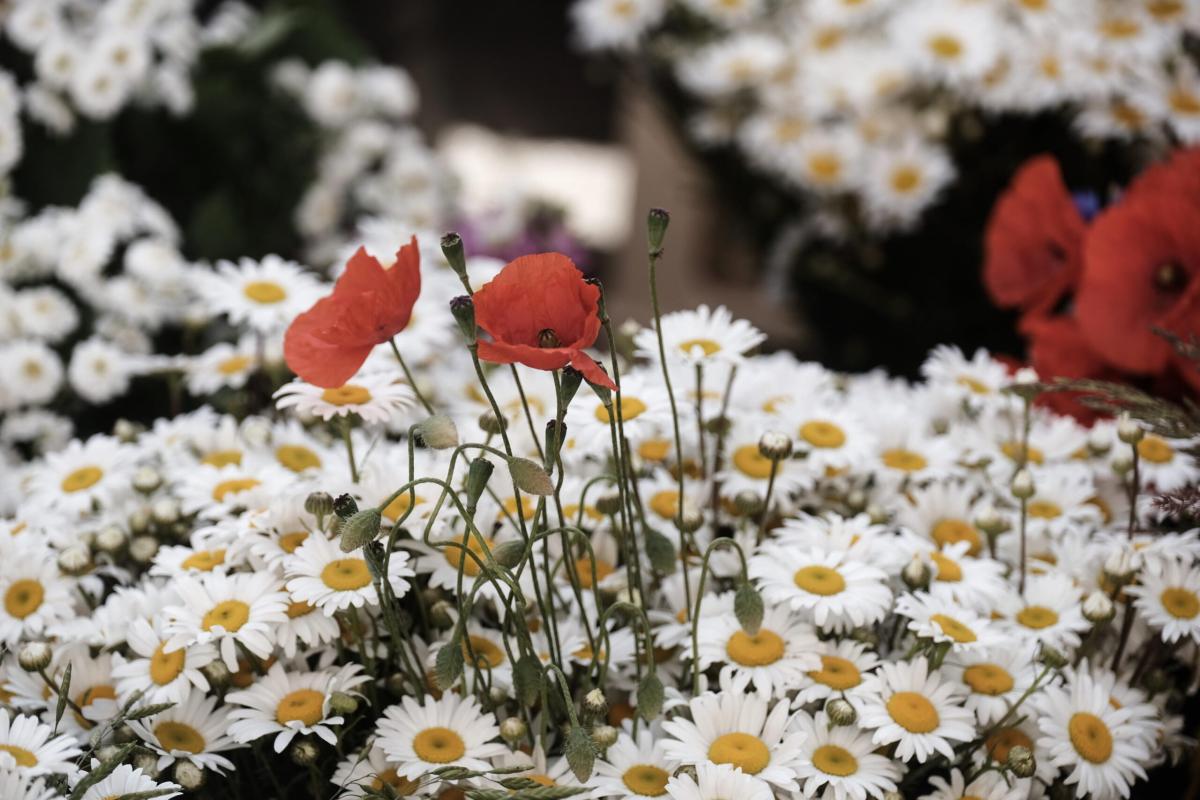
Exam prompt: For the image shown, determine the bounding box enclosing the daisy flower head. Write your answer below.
[0,548,76,646]
[793,638,881,709]
[1127,558,1200,644]
[196,254,324,334]
[227,661,368,752]
[660,678,806,790]
[920,768,1025,800]
[163,570,289,671]
[566,368,676,453]
[750,545,892,630]
[896,591,1010,654]
[74,763,180,800]
[1129,432,1200,492]
[0,339,64,409]
[895,480,987,557]
[375,692,507,781]
[942,645,1038,726]
[275,373,417,425]
[665,761,774,800]
[593,724,680,800]
[572,0,667,51]
[920,345,1011,407]
[285,532,413,615]
[793,710,903,800]
[695,597,820,698]
[25,434,136,516]
[0,771,57,800]
[0,709,82,776]
[891,0,1004,85]
[111,617,216,705]
[858,657,975,762]
[186,337,263,396]
[998,571,1089,650]
[717,420,813,502]
[635,305,765,368]
[331,745,424,799]
[127,688,242,775]
[785,401,876,477]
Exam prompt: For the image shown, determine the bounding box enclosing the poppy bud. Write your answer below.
[416,415,459,450]
[637,672,664,720]
[559,366,585,407]
[339,508,381,552]
[478,411,507,435]
[435,627,465,690]
[464,457,495,514]
[647,208,670,252]
[644,527,677,575]
[545,420,567,465]
[450,295,476,343]
[595,494,622,516]
[565,724,597,781]
[491,540,526,569]
[513,654,544,708]
[735,581,764,636]
[440,232,468,283]
[508,456,555,496]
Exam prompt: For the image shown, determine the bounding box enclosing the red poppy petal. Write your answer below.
[569,352,616,391]
[284,299,375,387]
[476,340,573,372]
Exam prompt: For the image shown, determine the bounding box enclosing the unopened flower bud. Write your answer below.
[129,535,159,564]
[429,600,456,629]
[132,752,159,777]
[200,659,230,689]
[57,546,91,576]
[96,744,121,763]
[1143,668,1171,694]
[1011,469,1035,500]
[488,685,510,707]
[151,498,180,525]
[679,506,704,533]
[845,489,867,513]
[902,555,931,591]
[131,467,161,494]
[734,491,764,517]
[1038,644,1069,670]
[1111,452,1134,475]
[94,525,127,555]
[974,505,1008,536]
[440,232,468,281]
[1014,367,1039,386]
[647,208,670,252]
[825,697,857,726]
[1087,428,1112,457]
[500,716,527,744]
[128,507,151,534]
[290,738,320,766]
[591,724,618,750]
[478,411,506,436]
[595,494,622,516]
[339,508,382,552]
[758,431,793,461]
[113,418,142,443]
[17,642,52,672]
[1006,744,1036,778]
[1104,548,1141,583]
[1082,590,1115,623]
[584,688,608,717]
[1117,414,1144,445]
[416,415,458,450]
[328,691,358,716]
[174,760,205,791]
[866,504,888,525]
[450,295,476,343]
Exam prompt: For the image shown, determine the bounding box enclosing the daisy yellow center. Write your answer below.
[708,733,770,775]
[1160,587,1200,619]
[212,478,261,502]
[931,613,977,643]
[150,643,186,686]
[808,655,861,690]
[963,663,1014,695]
[574,558,614,588]
[649,490,679,520]
[794,565,846,595]
[61,466,103,493]
[594,396,647,423]
[1100,18,1139,38]
[639,439,671,461]
[0,745,37,767]
[678,339,722,357]
[321,559,372,591]
[276,445,322,472]
[201,449,243,468]
[321,385,372,406]
[443,538,492,578]
[464,635,505,669]
[74,685,116,727]
[564,503,603,522]
[986,727,1032,763]
[1027,500,1062,519]
[799,420,846,449]
[733,444,777,479]
[882,448,927,472]
[1001,441,1044,465]
[931,519,981,555]
[217,355,252,375]
[889,167,922,194]
[383,493,425,521]
[887,691,939,733]
[412,727,466,763]
[928,34,963,59]
[287,601,315,618]
[725,629,785,666]
[1170,89,1200,116]
[202,599,250,632]
[812,744,858,777]
[956,375,990,394]
[1148,0,1184,20]
[931,552,962,582]
[622,765,669,796]
[243,280,287,304]
[276,688,325,727]
[1137,436,1174,464]
[4,580,44,619]
[1068,712,1113,763]
[807,152,842,183]
[279,531,309,553]
[181,549,227,572]
[1016,605,1058,629]
[155,721,206,753]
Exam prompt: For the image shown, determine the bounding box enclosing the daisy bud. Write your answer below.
[584,688,608,717]
[1104,548,1142,583]
[1038,644,1069,670]
[1015,367,1039,385]
[1087,428,1112,456]
[679,507,704,533]
[113,418,142,443]
[1006,744,1036,778]
[734,490,764,517]
[902,554,931,591]
[200,659,231,689]
[975,505,1009,536]
[57,545,91,576]
[867,504,888,525]
[1082,590,1115,623]
[94,525,127,555]
[488,685,510,707]
[329,691,358,716]
[647,208,670,252]
[96,745,121,763]
[339,508,382,552]
[174,760,206,791]
[1111,452,1134,475]
[304,491,334,519]
[151,498,180,525]
[128,507,151,534]
[290,738,320,766]
[825,697,857,727]
[590,723,619,751]
[1143,668,1170,694]
[1117,413,1144,445]
[500,716,526,744]
[637,672,664,720]
[845,489,867,513]
[735,581,764,636]
[565,725,597,781]
[131,467,161,494]
[704,416,731,437]
[508,456,554,496]
[129,535,159,565]
[758,430,793,461]
[440,232,468,281]
[449,295,476,343]
[1011,469,1035,500]
[17,642,52,672]
[132,752,160,777]
[416,415,458,450]
[595,494,622,516]
[478,411,507,436]
[429,600,456,630]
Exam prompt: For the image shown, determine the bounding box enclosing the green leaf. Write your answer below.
[435,628,465,691]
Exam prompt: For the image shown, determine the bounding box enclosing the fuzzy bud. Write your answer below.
[1117,413,1144,445]
[174,760,205,791]
[513,655,544,708]
[584,688,608,717]
[200,659,231,689]
[129,535,159,564]
[507,456,555,496]
[94,525,127,555]
[151,498,180,525]
[131,467,161,494]
[825,697,857,726]
[758,431,793,461]
[416,415,458,450]
[902,554,931,591]
[590,724,619,751]
[637,672,664,720]
[57,546,91,576]
[500,716,527,744]
[305,491,335,519]
[339,508,382,552]
[465,457,496,514]
[734,581,764,636]
[491,540,526,569]
[644,527,678,575]
[17,642,52,672]
[595,494,622,516]
[565,725,597,781]
[1011,468,1035,500]
[290,738,320,766]
[132,751,160,777]
[1006,745,1036,778]
[733,491,764,517]
[429,600,456,630]
[478,411,506,436]
[1082,590,1115,623]
[328,691,358,716]
[1038,644,1069,670]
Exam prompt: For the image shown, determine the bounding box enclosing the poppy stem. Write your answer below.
[1127,443,1140,539]
[340,416,359,483]
[389,338,435,415]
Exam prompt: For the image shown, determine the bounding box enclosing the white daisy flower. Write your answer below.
[163,571,289,671]
[24,434,136,516]
[793,711,903,800]
[1127,559,1200,644]
[942,645,1039,726]
[74,763,180,800]
[896,591,1010,654]
[227,661,368,752]
[858,657,976,762]
[0,771,56,800]
[0,708,82,776]
[750,546,892,630]
[0,547,76,646]
[919,768,1025,800]
[375,692,507,781]
[998,571,1089,650]
[571,0,667,51]
[1131,433,1200,492]
[112,617,215,705]
[195,254,323,334]
[0,339,63,409]
[127,688,242,775]
[186,337,262,396]
[594,725,679,800]
[285,532,413,615]
[635,305,765,368]
[792,638,881,709]
[664,761,773,800]
[695,597,820,698]
[275,374,417,425]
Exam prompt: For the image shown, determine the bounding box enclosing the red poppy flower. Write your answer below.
[472,252,616,390]
[284,237,421,388]
[983,156,1086,316]
[1075,192,1200,376]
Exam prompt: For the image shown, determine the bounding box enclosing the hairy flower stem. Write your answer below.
[1112,599,1136,671]
[1018,495,1028,596]
[1127,443,1140,538]
[688,539,751,695]
[757,458,780,545]
[709,365,738,523]
[340,416,359,483]
[389,338,435,414]
[694,364,707,475]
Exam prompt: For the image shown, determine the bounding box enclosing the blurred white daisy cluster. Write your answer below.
[271,58,455,267]
[1,263,1199,799]
[571,0,1200,231]
[0,0,255,178]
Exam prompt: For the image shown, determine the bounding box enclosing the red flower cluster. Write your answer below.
[284,237,421,387]
[984,150,1200,417]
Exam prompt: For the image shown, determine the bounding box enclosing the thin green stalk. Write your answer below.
[389,338,435,414]
[340,416,359,483]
